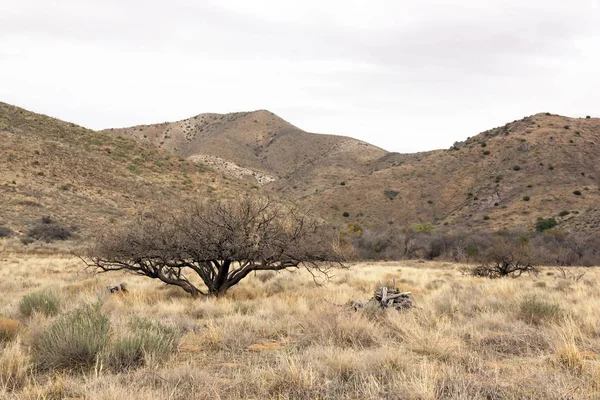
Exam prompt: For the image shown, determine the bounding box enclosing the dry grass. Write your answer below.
[0,255,599,399]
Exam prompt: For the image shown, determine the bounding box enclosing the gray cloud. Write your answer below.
[1,0,599,152]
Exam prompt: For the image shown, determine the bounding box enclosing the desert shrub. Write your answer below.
[353,229,397,259]
[512,165,521,171]
[0,225,13,238]
[0,317,20,343]
[342,211,350,218]
[384,190,399,199]
[107,317,178,371]
[0,341,30,390]
[522,196,530,201]
[482,150,490,155]
[19,290,61,317]
[26,217,73,242]
[518,295,562,325]
[483,215,490,220]
[480,142,487,147]
[535,218,558,232]
[465,233,538,278]
[32,303,110,371]
[558,210,570,217]
[573,190,582,196]
[586,115,591,119]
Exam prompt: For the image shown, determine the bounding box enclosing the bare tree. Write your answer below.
[461,233,538,278]
[86,197,345,297]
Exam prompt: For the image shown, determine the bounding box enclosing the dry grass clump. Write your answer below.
[1,256,600,399]
[18,289,61,318]
[518,294,563,325]
[0,340,30,391]
[0,317,21,343]
[32,303,110,371]
[107,317,179,371]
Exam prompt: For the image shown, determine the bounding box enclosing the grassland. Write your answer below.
[0,254,599,399]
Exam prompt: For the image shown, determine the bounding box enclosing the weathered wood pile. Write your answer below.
[107,283,128,294]
[349,286,414,312]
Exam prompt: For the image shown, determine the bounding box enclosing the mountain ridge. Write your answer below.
[2,100,599,240]
[105,109,600,233]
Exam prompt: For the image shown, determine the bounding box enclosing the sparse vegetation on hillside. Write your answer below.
[536,218,558,232]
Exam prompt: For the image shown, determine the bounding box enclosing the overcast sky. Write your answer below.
[1,1,599,153]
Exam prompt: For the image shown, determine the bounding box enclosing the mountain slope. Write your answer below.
[0,102,242,241]
[104,110,386,185]
[299,113,600,232]
[107,111,600,233]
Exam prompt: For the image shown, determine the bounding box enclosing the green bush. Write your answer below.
[19,290,61,317]
[342,212,350,218]
[558,210,570,217]
[107,317,178,371]
[482,150,490,155]
[522,196,530,202]
[535,218,558,232]
[512,165,521,171]
[518,295,562,325]
[32,303,110,371]
[573,190,582,196]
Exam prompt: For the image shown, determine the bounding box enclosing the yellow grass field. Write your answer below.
[0,254,599,399]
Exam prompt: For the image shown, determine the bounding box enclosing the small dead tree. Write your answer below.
[462,233,538,278]
[86,197,345,297]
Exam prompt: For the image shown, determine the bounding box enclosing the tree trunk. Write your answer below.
[209,260,231,297]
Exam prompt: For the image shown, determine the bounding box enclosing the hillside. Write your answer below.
[103,110,386,186]
[0,102,243,244]
[311,114,600,232]
[107,111,600,233]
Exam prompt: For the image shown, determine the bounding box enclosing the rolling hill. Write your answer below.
[1,101,598,245]
[106,111,600,233]
[0,102,243,243]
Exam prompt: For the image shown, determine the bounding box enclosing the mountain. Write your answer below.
[0,102,243,242]
[104,110,386,185]
[2,101,598,242]
[106,111,600,233]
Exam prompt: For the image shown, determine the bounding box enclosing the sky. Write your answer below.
[1,1,599,153]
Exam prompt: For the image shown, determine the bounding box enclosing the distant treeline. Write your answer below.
[348,224,600,266]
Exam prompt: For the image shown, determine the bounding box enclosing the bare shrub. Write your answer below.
[352,229,398,259]
[463,233,538,278]
[26,217,73,243]
[0,225,13,238]
[88,197,345,297]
